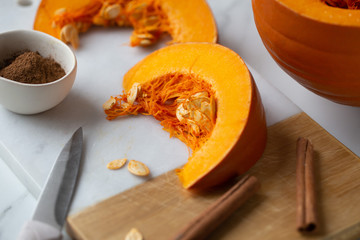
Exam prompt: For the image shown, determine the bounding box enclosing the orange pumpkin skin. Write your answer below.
[188,76,267,189]
[123,43,267,189]
[252,0,360,106]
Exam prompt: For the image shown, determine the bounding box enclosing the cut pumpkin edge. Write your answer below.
[278,0,360,26]
[33,0,218,48]
[122,43,266,189]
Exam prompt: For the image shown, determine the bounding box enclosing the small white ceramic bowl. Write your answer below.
[0,30,77,114]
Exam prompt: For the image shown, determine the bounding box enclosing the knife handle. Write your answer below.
[17,220,62,240]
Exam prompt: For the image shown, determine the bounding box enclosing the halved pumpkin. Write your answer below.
[104,43,267,189]
[252,0,360,106]
[33,0,217,48]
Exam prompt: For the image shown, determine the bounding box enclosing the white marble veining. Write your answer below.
[0,158,36,240]
[0,0,359,238]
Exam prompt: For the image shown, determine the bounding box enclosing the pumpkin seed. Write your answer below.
[136,33,155,40]
[114,102,130,114]
[107,158,127,170]
[176,97,185,103]
[192,91,209,99]
[176,102,190,122]
[188,120,200,135]
[128,2,148,20]
[193,109,204,123]
[127,82,141,104]
[139,39,153,46]
[122,102,130,108]
[135,33,155,46]
[54,7,66,16]
[103,4,121,20]
[144,15,159,26]
[60,24,79,48]
[125,228,143,240]
[103,97,116,110]
[128,160,150,176]
[175,91,215,133]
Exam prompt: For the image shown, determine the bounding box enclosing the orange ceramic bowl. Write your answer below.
[252,0,360,106]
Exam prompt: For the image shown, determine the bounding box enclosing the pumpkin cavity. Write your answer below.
[51,0,171,48]
[104,73,217,151]
[321,0,360,9]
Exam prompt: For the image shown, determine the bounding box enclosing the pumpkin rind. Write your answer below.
[33,0,217,46]
[33,0,92,39]
[252,0,360,106]
[123,43,267,189]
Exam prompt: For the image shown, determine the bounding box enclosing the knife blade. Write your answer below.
[17,127,83,240]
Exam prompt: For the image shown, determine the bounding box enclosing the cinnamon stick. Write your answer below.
[296,137,318,232]
[173,175,260,240]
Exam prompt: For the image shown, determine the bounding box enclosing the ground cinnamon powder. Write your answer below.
[0,51,66,84]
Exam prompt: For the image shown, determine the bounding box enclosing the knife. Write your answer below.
[17,127,83,240]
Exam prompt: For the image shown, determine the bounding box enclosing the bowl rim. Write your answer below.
[0,29,77,87]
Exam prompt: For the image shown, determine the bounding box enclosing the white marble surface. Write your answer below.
[0,157,36,240]
[0,0,359,239]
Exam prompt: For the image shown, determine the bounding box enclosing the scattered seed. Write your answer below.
[125,228,143,240]
[107,158,127,170]
[128,160,150,176]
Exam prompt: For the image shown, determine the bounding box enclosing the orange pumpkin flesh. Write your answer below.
[111,43,267,189]
[33,0,217,48]
[252,0,360,106]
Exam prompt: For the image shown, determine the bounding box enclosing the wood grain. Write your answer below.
[67,113,360,240]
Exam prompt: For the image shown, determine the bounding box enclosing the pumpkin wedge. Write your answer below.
[33,0,217,48]
[103,43,267,189]
[252,0,360,106]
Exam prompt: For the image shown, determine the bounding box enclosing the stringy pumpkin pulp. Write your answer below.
[51,0,170,48]
[321,0,360,9]
[104,73,217,151]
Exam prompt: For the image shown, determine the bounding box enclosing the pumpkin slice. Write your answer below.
[104,43,267,189]
[33,0,217,48]
[252,0,360,106]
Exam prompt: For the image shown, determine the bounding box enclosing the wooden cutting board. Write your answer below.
[66,113,360,240]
